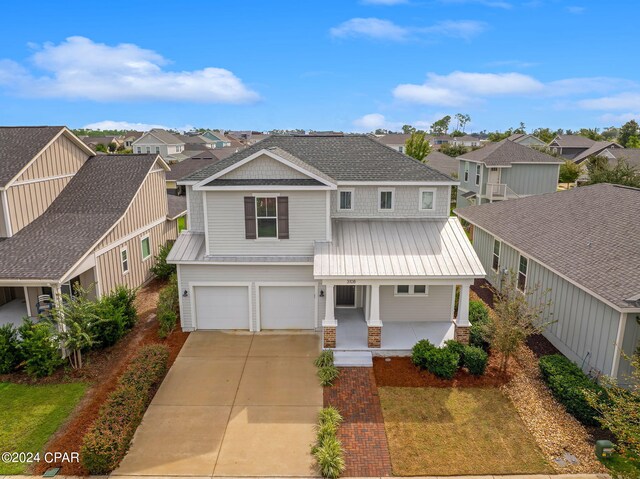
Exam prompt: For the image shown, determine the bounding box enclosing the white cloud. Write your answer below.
[0,36,259,103]
[598,112,640,124]
[360,0,408,4]
[82,120,194,132]
[393,71,543,106]
[438,0,512,9]
[578,92,640,110]
[330,18,486,42]
[353,113,396,131]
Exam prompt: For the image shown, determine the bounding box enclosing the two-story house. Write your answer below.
[548,135,621,161]
[375,133,412,153]
[507,133,547,148]
[132,129,188,161]
[451,135,480,148]
[168,135,485,353]
[201,130,232,148]
[456,139,562,207]
[0,126,180,326]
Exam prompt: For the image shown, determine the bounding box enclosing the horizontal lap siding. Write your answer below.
[177,264,321,331]
[207,190,326,256]
[619,314,638,383]
[380,285,454,322]
[220,155,310,179]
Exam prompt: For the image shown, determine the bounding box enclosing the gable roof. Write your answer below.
[0,154,162,281]
[508,133,546,145]
[135,129,184,145]
[183,135,455,184]
[206,130,230,142]
[376,134,412,145]
[458,139,561,166]
[167,194,187,220]
[456,184,640,310]
[550,135,596,148]
[0,126,94,186]
[178,134,216,145]
[609,148,640,168]
[166,154,222,181]
[424,150,459,177]
[572,141,621,164]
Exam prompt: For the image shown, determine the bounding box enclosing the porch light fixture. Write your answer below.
[319,290,325,298]
[183,290,189,298]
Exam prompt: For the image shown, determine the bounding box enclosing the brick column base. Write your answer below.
[368,326,382,348]
[323,326,336,348]
[455,325,470,345]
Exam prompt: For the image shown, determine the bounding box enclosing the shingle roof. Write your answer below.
[550,135,596,148]
[0,154,160,280]
[166,154,221,181]
[0,126,66,185]
[456,184,640,309]
[182,135,454,183]
[572,141,620,164]
[205,179,324,186]
[375,134,412,145]
[459,139,562,166]
[139,129,184,145]
[167,194,187,219]
[424,150,459,177]
[178,134,215,145]
[610,148,640,168]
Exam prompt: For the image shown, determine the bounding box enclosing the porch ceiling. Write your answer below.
[314,218,485,279]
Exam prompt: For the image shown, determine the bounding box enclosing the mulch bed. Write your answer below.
[373,353,512,388]
[324,368,393,477]
[526,333,562,358]
[5,278,191,476]
[471,277,496,308]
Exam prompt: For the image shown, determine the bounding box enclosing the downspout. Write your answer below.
[610,311,627,378]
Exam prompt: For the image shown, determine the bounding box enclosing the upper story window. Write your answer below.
[121,247,129,274]
[464,162,469,182]
[136,147,141,154]
[155,146,160,154]
[518,255,528,292]
[256,197,278,238]
[492,239,501,272]
[379,189,394,211]
[475,164,481,186]
[146,146,151,154]
[141,236,151,261]
[419,188,436,211]
[338,190,353,211]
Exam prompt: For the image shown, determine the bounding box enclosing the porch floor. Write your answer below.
[0,298,29,327]
[334,308,454,352]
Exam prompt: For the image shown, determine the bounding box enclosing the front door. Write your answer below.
[335,285,355,307]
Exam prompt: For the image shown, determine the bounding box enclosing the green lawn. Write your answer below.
[379,387,552,476]
[601,453,640,479]
[0,382,87,474]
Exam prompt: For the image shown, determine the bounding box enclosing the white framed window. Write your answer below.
[121,247,129,274]
[146,146,151,154]
[256,196,278,238]
[379,188,394,211]
[338,189,354,211]
[492,239,501,272]
[475,164,481,186]
[395,285,429,296]
[398,146,404,153]
[136,147,141,154]
[419,188,436,211]
[140,236,151,261]
[155,146,160,154]
[517,255,528,292]
[464,162,469,182]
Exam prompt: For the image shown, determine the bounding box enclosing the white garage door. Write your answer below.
[260,286,316,330]
[195,286,250,330]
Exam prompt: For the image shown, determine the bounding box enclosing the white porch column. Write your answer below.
[368,284,382,326]
[457,284,471,326]
[24,287,32,317]
[322,284,337,348]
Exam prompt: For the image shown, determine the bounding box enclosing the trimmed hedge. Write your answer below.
[469,300,491,350]
[463,345,488,376]
[411,339,435,369]
[81,344,169,474]
[0,323,21,374]
[444,339,465,365]
[17,320,63,378]
[423,347,460,379]
[539,354,607,426]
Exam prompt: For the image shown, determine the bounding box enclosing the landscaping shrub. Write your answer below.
[411,339,435,369]
[469,299,490,324]
[150,241,176,280]
[539,354,607,426]
[318,364,340,386]
[315,350,335,368]
[0,323,21,373]
[107,285,138,330]
[444,339,465,365]
[17,320,63,378]
[92,299,126,348]
[469,300,491,350]
[157,276,179,338]
[81,344,169,474]
[423,347,460,379]
[313,407,345,479]
[463,345,489,375]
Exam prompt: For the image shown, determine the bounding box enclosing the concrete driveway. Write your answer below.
[114,331,322,477]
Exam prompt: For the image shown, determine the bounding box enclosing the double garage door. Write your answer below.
[194,285,316,330]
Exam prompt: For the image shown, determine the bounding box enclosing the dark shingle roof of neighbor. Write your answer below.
[459,139,562,166]
[0,126,66,185]
[610,148,640,168]
[0,154,159,280]
[551,135,597,148]
[424,150,459,177]
[456,183,640,309]
[167,194,187,219]
[182,135,454,183]
[572,141,620,164]
[205,178,324,186]
[166,155,221,181]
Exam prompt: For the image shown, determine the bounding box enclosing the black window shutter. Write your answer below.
[277,196,289,239]
[244,197,256,239]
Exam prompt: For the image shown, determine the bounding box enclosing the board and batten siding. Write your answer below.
[500,164,560,196]
[177,264,322,331]
[472,227,621,375]
[619,313,640,383]
[220,154,310,180]
[331,185,450,218]
[206,190,327,256]
[187,187,204,232]
[380,285,454,322]
[7,134,90,234]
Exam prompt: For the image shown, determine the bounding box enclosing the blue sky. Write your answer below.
[0,0,638,133]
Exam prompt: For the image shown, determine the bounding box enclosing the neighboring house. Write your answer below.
[424,150,459,178]
[165,150,222,195]
[0,126,95,238]
[375,134,412,153]
[451,135,481,147]
[81,135,122,150]
[432,135,452,146]
[606,147,640,169]
[507,133,547,148]
[570,141,622,164]
[0,138,180,326]
[456,184,640,382]
[123,131,143,149]
[179,134,217,151]
[548,134,621,160]
[456,139,562,207]
[167,135,484,353]
[201,130,232,148]
[132,129,188,161]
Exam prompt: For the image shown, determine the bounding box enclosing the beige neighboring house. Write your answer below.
[451,135,481,147]
[507,133,547,148]
[375,134,412,153]
[0,126,180,326]
[132,129,189,161]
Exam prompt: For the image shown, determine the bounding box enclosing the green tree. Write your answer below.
[454,113,471,132]
[588,158,640,188]
[107,142,118,153]
[487,129,513,142]
[439,143,469,157]
[405,132,431,162]
[450,129,464,137]
[402,124,416,134]
[513,122,526,134]
[558,160,582,187]
[601,126,619,141]
[618,119,639,147]
[430,115,452,135]
[626,135,640,148]
[532,128,556,144]
[94,143,107,153]
[577,128,603,141]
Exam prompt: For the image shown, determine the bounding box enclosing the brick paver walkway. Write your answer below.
[324,367,393,477]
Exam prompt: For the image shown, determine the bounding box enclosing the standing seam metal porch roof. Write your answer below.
[314,218,485,278]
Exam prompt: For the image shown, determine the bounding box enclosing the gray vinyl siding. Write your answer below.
[187,187,204,232]
[380,285,454,322]
[207,190,327,255]
[331,186,450,218]
[472,227,621,376]
[500,164,560,196]
[177,264,323,331]
[619,313,639,383]
[220,155,310,180]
